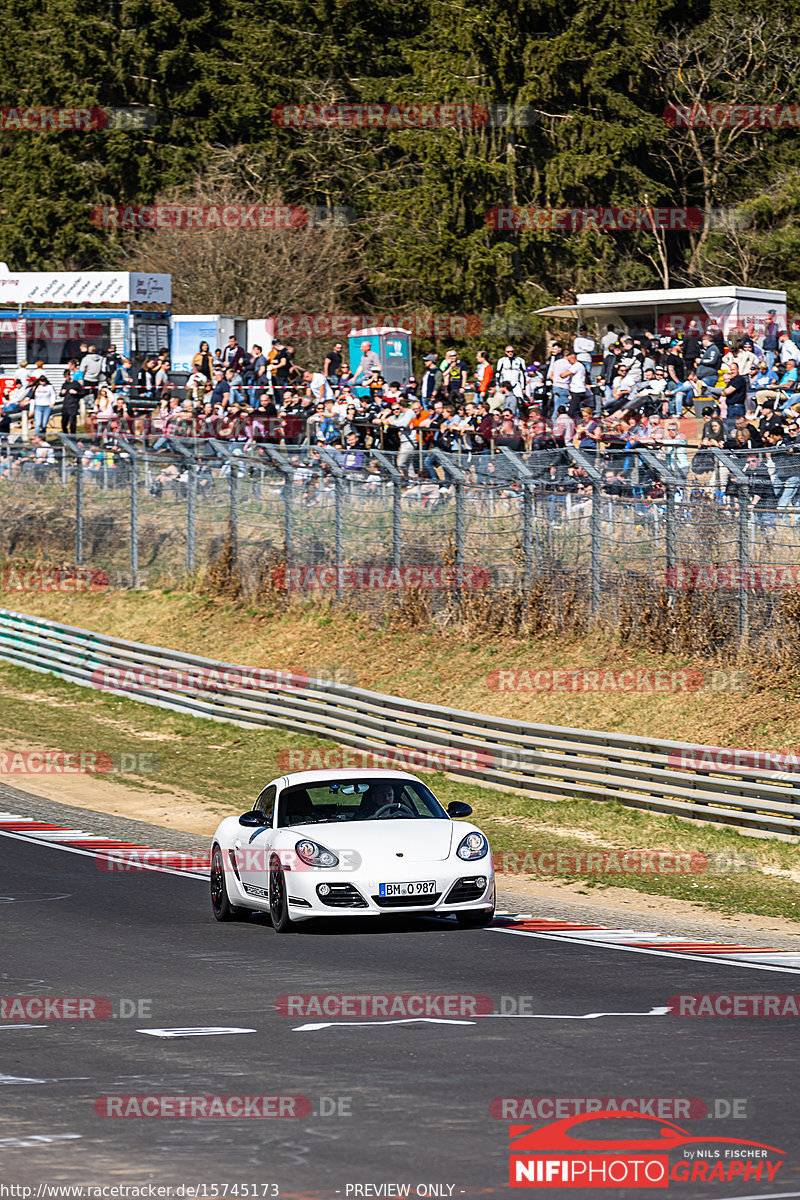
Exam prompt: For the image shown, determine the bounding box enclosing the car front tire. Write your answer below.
[210,845,249,922]
[269,857,293,933]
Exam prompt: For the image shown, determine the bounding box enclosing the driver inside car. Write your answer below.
[357,780,396,819]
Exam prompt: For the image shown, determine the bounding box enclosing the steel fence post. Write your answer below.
[392,479,402,568]
[229,468,239,570]
[129,454,139,588]
[522,482,533,590]
[738,481,749,642]
[283,471,293,569]
[75,454,83,565]
[665,482,676,594]
[590,481,601,616]
[187,463,196,575]
[335,476,344,599]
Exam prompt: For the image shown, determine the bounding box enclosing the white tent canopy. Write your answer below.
[533,286,787,337]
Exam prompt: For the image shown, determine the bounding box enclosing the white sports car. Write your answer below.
[209,768,495,931]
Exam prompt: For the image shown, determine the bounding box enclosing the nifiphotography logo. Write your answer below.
[508,1110,785,1188]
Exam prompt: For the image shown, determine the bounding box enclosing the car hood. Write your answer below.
[290,818,456,861]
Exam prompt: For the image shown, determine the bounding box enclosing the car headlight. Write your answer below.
[295,839,339,868]
[457,832,488,861]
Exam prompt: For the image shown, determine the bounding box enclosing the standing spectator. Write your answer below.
[442,348,468,400]
[59,371,83,434]
[302,369,332,403]
[551,405,575,445]
[271,342,293,404]
[323,343,344,386]
[619,335,644,382]
[351,340,382,387]
[31,375,55,436]
[681,320,704,371]
[696,335,722,388]
[779,330,800,367]
[495,343,527,401]
[193,340,214,381]
[762,311,780,371]
[79,344,104,392]
[420,354,443,405]
[547,343,571,413]
[221,334,245,371]
[561,350,591,419]
[791,318,800,351]
[573,325,596,375]
[475,349,493,397]
[601,342,623,407]
[600,324,619,354]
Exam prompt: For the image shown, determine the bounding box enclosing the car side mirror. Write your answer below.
[238,811,267,827]
[447,801,473,818]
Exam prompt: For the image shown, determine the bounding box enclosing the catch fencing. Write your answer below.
[0,606,796,839]
[0,435,798,642]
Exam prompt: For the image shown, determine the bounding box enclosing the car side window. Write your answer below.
[254,784,277,824]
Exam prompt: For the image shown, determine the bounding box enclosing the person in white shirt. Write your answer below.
[562,350,591,418]
[31,376,56,436]
[302,370,333,403]
[573,326,596,373]
[779,332,800,366]
[495,344,527,399]
[600,324,619,354]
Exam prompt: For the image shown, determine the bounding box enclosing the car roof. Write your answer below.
[275,768,423,789]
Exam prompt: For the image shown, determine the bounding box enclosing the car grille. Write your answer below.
[317,883,368,908]
[372,892,442,908]
[445,878,488,904]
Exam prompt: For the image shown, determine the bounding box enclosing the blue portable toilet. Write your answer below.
[348,326,412,396]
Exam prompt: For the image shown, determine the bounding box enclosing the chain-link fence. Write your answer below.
[2,434,800,649]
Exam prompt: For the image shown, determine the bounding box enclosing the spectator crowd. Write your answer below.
[4,316,800,515]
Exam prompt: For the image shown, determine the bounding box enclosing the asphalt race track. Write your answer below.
[2,800,800,1199]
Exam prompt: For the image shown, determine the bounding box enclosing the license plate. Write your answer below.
[379,880,436,897]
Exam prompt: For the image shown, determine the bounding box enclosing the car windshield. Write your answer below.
[276,778,448,827]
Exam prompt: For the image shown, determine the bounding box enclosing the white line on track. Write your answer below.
[0,827,208,880]
[493,925,800,975]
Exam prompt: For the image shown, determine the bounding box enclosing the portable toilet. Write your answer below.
[348,326,412,395]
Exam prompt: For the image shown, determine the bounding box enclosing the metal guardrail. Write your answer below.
[0,606,796,839]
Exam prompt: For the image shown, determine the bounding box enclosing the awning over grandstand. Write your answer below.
[533,286,788,336]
